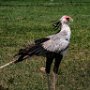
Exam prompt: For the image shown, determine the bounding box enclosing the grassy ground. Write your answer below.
[0,0,90,90]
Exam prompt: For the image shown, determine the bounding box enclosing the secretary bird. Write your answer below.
[0,15,73,90]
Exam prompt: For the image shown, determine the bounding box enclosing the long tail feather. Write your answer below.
[0,59,16,69]
[0,44,43,69]
[14,44,42,63]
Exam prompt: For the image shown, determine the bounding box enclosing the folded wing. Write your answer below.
[42,39,69,53]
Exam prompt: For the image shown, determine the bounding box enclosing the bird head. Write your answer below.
[60,15,73,24]
[53,15,73,30]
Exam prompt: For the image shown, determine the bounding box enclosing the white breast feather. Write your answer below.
[42,39,69,53]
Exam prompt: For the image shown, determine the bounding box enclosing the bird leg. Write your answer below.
[50,72,58,90]
[51,54,63,90]
[45,55,54,90]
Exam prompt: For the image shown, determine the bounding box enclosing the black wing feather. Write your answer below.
[35,38,49,44]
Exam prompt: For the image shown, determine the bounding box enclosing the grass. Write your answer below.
[0,0,90,90]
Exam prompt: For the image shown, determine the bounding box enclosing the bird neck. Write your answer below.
[58,23,71,41]
[61,23,70,31]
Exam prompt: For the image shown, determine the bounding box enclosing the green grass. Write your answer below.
[0,0,90,90]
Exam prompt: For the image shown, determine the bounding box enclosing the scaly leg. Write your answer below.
[51,54,63,90]
[51,72,58,90]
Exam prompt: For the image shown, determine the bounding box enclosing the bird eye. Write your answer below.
[66,17,70,21]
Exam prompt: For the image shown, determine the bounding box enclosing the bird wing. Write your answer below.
[34,38,49,44]
[42,39,69,53]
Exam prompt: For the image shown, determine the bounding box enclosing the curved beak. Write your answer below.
[70,17,73,22]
